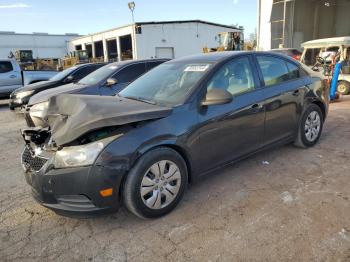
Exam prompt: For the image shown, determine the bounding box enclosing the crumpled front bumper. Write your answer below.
[22,146,126,217]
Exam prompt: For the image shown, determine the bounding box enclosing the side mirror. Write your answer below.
[201,88,233,106]
[65,75,74,83]
[106,78,118,87]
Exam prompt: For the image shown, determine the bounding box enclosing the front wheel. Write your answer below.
[294,104,324,148]
[123,147,188,219]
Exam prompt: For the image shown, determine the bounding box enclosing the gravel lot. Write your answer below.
[0,97,349,261]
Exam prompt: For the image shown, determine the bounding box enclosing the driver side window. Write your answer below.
[206,56,255,96]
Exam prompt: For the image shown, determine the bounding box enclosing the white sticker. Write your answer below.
[184,64,210,72]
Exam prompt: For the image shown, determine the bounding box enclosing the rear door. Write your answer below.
[254,54,306,146]
[99,62,147,95]
[0,61,22,94]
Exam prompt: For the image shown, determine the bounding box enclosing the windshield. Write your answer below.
[119,62,212,106]
[79,64,119,85]
[50,66,78,81]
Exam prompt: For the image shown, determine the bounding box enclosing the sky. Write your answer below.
[0,0,257,37]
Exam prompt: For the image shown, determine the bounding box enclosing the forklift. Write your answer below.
[58,50,89,70]
[203,32,243,53]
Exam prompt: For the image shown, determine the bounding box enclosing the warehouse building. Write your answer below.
[0,32,80,59]
[67,20,243,62]
[257,0,350,50]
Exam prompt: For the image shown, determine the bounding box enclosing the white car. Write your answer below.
[0,59,57,97]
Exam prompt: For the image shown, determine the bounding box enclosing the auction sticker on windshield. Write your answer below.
[184,64,210,72]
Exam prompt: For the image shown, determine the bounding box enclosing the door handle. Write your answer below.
[9,75,17,78]
[292,89,300,96]
[250,103,262,112]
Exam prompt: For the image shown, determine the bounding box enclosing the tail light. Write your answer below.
[292,54,301,61]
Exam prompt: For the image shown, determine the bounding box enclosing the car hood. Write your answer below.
[28,83,86,106]
[46,94,172,146]
[13,80,59,94]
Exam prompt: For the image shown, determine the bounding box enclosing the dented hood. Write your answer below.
[46,94,172,146]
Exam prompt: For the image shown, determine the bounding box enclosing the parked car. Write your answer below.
[25,59,168,127]
[21,52,328,218]
[9,63,106,110]
[300,36,350,95]
[270,48,302,61]
[0,59,57,98]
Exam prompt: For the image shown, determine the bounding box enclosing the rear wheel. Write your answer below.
[294,104,324,148]
[123,147,188,219]
[337,81,350,95]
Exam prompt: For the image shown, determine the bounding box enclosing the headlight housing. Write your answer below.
[30,101,49,119]
[16,90,35,99]
[53,136,118,168]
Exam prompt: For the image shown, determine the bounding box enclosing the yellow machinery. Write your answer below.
[58,50,89,70]
[203,32,242,53]
[13,50,57,70]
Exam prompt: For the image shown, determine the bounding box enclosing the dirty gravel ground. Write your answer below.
[0,98,349,262]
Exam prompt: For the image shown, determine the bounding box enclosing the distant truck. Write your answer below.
[0,59,57,97]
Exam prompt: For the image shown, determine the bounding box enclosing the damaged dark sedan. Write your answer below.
[21,52,329,218]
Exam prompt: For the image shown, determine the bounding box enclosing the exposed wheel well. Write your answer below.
[311,100,326,121]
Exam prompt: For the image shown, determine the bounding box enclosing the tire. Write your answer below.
[123,147,188,219]
[337,81,350,95]
[294,104,324,148]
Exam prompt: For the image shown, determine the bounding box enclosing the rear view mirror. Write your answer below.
[106,78,118,87]
[201,88,232,106]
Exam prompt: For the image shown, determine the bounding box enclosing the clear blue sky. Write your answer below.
[0,0,257,37]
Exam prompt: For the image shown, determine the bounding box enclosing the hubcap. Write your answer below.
[338,84,347,93]
[140,160,181,209]
[304,111,321,142]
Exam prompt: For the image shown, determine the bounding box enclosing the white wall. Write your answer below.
[257,0,273,51]
[0,33,79,59]
[136,22,241,59]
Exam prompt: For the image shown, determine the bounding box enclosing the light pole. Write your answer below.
[128,2,136,24]
[128,2,136,60]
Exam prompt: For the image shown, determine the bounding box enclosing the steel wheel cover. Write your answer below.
[304,111,321,142]
[140,160,181,209]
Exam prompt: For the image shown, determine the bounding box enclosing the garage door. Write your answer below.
[155,47,174,59]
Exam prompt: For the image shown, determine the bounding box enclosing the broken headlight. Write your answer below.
[53,136,117,168]
[30,101,49,119]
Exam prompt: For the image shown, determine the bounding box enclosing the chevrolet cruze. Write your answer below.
[21,52,329,218]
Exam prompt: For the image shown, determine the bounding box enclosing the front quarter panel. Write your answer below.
[95,104,200,179]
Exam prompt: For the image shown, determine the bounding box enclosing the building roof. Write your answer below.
[302,36,350,48]
[71,20,243,41]
[136,20,242,30]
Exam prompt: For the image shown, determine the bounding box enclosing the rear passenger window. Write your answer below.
[206,56,255,96]
[0,61,13,73]
[114,63,146,83]
[257,56,289,86]
[286,62,300,80]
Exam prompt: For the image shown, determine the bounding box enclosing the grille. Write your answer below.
[24,113,35,127]
[22,146,48,172]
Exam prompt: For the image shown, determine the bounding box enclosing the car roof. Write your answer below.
[108,58,170,68]
[165,51,298,64]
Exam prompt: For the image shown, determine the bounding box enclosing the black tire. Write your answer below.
[337,81,350,95]
[294,104,324,148]
[123,147,188,219]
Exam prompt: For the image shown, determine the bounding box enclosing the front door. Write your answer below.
[0,61,21,94]
[198,55,265,172]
